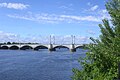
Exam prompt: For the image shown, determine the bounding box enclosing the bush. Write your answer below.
[72,0,120,79]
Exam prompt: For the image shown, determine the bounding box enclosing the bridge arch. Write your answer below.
[9,45,19,50]
[53,45,69,51]
[20,45,33,50]
[34,45,48,50]
[1,46,9,49]
[75,46,84,49]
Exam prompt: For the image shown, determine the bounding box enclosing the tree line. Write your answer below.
[0,42,39,45]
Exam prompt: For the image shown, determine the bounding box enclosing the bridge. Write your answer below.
[0,35,85,52]
[0,44,84,52]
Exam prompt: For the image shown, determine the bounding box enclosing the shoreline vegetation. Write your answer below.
[0,42,39,45]
[72,0,120,79]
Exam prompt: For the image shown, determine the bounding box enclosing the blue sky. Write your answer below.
[0,0,110,44]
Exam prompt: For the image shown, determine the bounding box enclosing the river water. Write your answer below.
[0,49,87,80]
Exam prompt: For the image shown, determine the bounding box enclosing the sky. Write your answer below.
[0,0,110,44]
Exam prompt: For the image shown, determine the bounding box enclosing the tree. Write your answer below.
[7,42,11,44]
[72,0,120,79]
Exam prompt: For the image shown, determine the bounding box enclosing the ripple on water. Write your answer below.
[0,49,87,80]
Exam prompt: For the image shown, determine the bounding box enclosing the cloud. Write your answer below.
[0,31,90,44]
[87,30,95,35]
[59,6,69,9]
[46,35,90,44]
[84,4,99,12]
[85,3,99,11]
[0,2,29,10]
[0,31,20,42]
[79,36,89,43]
[102,9,107,13]
[87,2,92,6]
[83,4,110,20]
[59,4,73,11]
[90,5,98,11]
[7,12,102,24]
[97,9,110,20]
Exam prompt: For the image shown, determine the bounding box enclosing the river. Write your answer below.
[0,49,87,80]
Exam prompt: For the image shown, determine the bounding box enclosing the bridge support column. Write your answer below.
[70,44,76,52]
[48,44,56,51]
[48,48,56,51]
[70,48,76,52]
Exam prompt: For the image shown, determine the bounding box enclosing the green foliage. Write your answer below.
[7,42,11,44]
[72,0,120,79]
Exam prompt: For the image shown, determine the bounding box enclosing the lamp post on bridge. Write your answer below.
[53,36,55,44]
[49,35,51,44]
[71,35,75,45]
[71,35,76,52]
[49,35,55,44]
[73,36,75,45]
[71,35,73,45]
[49,35,56,51]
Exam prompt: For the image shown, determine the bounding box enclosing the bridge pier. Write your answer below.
[48,48,56,51]
[70,44,76,52]
[48,44,56,52]
[70,48,76,52]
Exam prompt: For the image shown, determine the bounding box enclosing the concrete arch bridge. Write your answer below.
[0,44,84,52]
